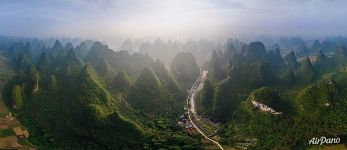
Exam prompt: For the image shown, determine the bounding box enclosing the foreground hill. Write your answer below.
[0,39,200,149]
[198,41,347,149]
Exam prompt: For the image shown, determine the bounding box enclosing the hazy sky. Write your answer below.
[1,0,347,40]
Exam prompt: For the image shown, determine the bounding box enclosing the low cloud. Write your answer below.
[0,0,346,39]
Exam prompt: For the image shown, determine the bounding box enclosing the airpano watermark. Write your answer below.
[308,136,340,145]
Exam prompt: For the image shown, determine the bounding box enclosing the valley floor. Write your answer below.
[186,70,226,150]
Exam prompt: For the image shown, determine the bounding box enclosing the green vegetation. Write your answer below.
[197,79,214,116]
[128,66,184,118]
[170,52,199,89]
[283,68,295,84]
[16,62,146,149]
[11,84,23,109]
[202,41,347,149]
[224,77,345,149]
[192,117,217,136]
[244,42,267,62]
[50,40,65,58]
[28,64,40,94]
[112,69,131,93]
[245,87,292,114]
[0,128,15,137]
[284,51,299,70]
[208,50,227,81]
[296,57,314,83]
[128,67,161,112]
[0,39,197,149]
[96,57,115,82]
[1,37,347,150]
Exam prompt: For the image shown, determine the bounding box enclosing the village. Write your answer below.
[0,112,33,149]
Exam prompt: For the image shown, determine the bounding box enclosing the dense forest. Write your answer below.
[0,36,347,149]
[2,0,347,149]
[0,37,202,149]
[196,37,347,149]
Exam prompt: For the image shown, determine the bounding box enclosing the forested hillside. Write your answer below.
[0,37,202,149]
[1,36,347,149]
[197,40,347,149]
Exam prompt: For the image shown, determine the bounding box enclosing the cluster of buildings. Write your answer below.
[0,113,32,149]
[178,112,196,135]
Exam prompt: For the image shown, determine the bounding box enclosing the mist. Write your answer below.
[1,0,347,42]
[2,1,347,149]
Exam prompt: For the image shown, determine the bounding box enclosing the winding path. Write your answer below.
[186,70,224,150]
